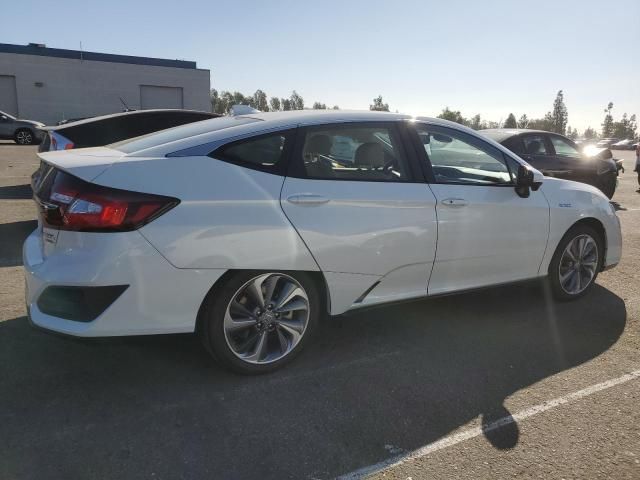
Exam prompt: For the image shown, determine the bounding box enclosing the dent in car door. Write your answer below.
[280,122,438,313]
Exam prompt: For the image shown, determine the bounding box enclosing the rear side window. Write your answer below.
[211,130,294,175]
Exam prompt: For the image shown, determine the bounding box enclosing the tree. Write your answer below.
[437,107,466,125]
[503,113,517,128]
[281,98,292,111]
[583,127,597,140]
[469,114,483,130]
[546,90,568,134]
[566,126,579,140]
[269,97,281,112]
[332,105,340,110]
[252,90,269,112]
[612,113,637,139]
[602,102,614,137]
[290,91,304,110]
[517,114,529,129]
[528,117,553,131]
[370,95,389,112]
[312,102,327,109]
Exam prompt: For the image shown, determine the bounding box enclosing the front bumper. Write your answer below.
[23,227,226,337]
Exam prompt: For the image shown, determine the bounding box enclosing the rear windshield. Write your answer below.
[111,116,260,154]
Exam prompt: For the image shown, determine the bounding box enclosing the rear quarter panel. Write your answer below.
[91,155,320,272]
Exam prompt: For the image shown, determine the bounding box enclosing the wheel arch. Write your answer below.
[195,269,331,335]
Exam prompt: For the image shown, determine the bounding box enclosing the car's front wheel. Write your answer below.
[548,224,603,301]
[199,271,320,374]
[14,128,35,145]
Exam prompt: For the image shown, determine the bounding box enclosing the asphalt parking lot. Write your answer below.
[1,142,639,480]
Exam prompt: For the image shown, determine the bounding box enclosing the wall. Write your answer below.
[0,52,210,125]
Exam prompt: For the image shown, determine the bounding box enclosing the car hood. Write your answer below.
[582,146,612,160]
[17,119,46,128]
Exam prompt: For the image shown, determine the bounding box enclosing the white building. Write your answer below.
[0,43,211,125]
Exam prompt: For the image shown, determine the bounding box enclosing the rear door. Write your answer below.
[280,121,438,309]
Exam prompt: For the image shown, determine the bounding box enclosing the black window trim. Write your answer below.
[209,128,297,176]
[409,122,517,187]
[287,121,421,183]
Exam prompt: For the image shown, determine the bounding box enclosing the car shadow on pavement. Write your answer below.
[0,183,32,199]
[0,220,37,267]
[0,282,626,480]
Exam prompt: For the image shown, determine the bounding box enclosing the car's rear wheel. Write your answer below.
[199,271,320,374]
[14,128,35,145]
[548,224,603,301]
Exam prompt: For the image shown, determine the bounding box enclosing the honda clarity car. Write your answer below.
[38,109,218,152]
[25,111,622,373]
[0,110,45,145]
[481,129,619,198]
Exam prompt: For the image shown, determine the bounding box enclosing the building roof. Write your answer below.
[0,43,198,69]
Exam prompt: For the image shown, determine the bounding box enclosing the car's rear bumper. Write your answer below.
[23,227,226,337]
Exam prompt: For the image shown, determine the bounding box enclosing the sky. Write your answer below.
[3,0,639,131]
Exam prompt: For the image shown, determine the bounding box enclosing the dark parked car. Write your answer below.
[481,129,619,198]
[0,110,45,145]
[39,109,219,152]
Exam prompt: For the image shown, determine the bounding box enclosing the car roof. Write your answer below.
[479,128,553,142]
[114,109,516,159]
[44,109,217,131]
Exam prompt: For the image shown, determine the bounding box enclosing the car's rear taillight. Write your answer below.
[50,131,75,151]
[38,170,178,232]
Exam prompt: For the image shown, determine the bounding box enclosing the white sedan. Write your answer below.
[24,110,622,373]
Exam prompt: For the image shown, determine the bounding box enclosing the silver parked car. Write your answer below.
[0,110,45,145]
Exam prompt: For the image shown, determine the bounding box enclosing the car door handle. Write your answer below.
[286,194,330,205]
[441,198,468,207]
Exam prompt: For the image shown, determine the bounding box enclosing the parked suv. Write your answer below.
[0,110,45,145]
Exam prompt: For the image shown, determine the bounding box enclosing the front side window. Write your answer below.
[416,125,512,185]
[299,124,410,181]
[522,135,549,155]
[213,131,290,173]
[549,135,579,156]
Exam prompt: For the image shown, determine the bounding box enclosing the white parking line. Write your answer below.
[337,369,640,480]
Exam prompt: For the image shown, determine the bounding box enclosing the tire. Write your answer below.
[14,128,35,145]
[199,270,321,374]
[548,224,603,301]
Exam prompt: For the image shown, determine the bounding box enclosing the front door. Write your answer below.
[411,123,550,295]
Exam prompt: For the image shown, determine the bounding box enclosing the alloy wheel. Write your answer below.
[16,130,32,145]
[558,234,599,295]
[223,273,310,364]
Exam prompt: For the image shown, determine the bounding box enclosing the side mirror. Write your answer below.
[0,115,8,122]
[515,165,543,198]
